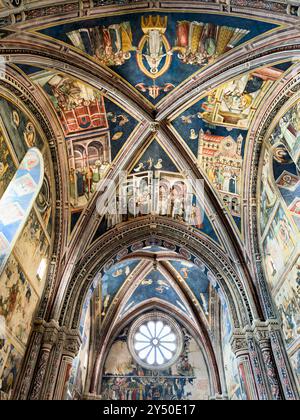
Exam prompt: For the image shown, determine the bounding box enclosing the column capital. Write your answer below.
[230,329,248,355]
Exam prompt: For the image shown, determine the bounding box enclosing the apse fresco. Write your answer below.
[38,12,277,104]
[120,269,191,317]
[259,99,300,391]
[0,126,15,199]
[172,63,293,232]
[0,96,55,400]
[101,324,210,400]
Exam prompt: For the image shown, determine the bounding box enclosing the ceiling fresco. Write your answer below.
[94,243,226,329]
[168,260,216,318]
[272,147,300,230]
[35,12,279,105]
[171,62,295,232]
[88,136,222,245]
[100,259,141,319]
[120,268,192,317]
[16,66,140,213]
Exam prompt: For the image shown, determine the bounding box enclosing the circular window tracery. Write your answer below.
[128,313,183,370]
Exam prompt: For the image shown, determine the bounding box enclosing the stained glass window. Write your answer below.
[129,314,182,369]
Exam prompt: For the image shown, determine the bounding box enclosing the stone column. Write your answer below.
[253,323,283,400]
[13,320,58,400]
[52,331,82,400]
[250,321,298,400]
[13,319,81,400]
[29,320,60,400]
[230,331,259,400]
[267,322,299,400]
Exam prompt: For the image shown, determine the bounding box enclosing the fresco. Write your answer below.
[259,99,300,391]
[101,260,140,319]
[35,72,109,136]
[0,126,16,199]
[274,256,300,348]
[172,64,291,230]
[221,303,247,400]
[0,97,44,162]
[169,260,213,318]
[24,69,139,210]
[0,255,39,346]
[290,350,300,387]
[273,145,300,230]
[260,149,278,235]
[66,303,91,400]
[101,139,220,244]
[199,67,284,130]
[14,210,51,294]
[0,96,55,400]
[262,205,296,289]
[0,337,22,400]
[101,324,210,400]
[272,100,300,168]
[0,148,44,275]
[38,12,278,104]
[37,148,54,236]
[120,269,191,317]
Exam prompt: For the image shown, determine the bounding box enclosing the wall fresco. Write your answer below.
[259,99,300,393]
[101,324,210,400]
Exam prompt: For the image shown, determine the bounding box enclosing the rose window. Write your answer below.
[128,313,183,370]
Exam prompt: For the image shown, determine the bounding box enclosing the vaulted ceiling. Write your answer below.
[0,1,298,317]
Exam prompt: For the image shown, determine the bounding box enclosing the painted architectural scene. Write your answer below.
[27,69,139,210]
[171,63,293,230]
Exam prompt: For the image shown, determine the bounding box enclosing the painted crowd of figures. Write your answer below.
[102,376,195,401]
[101,328,208,401]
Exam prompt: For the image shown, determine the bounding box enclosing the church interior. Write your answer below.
[0,0,299,401]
